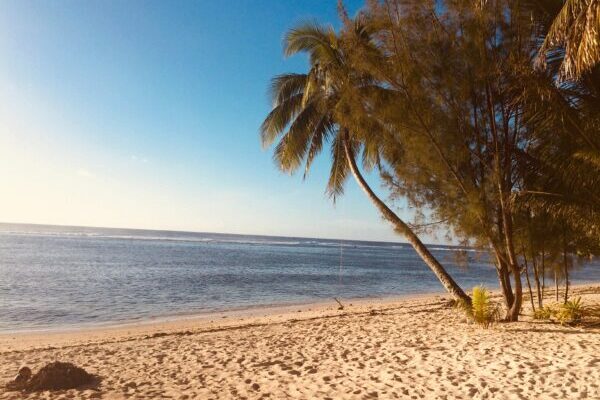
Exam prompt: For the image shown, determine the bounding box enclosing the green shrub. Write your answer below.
[459,286,500,328]
[532,298,587,325]
[533,306,554,320]
[556,297,585,325]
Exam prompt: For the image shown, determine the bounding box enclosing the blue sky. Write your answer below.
[0,0,440,243]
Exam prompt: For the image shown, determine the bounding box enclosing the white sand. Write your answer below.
[1,286,600,399]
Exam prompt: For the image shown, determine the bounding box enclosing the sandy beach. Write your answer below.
[2,285,600,399]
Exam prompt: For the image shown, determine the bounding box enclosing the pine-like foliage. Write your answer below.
[333,0,600,321]
[262,0,600,321]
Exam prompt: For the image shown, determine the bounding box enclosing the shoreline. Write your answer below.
[0,281,464,338]
[0,290,452,353]
[4,280,599,337]
[1,290,448,335]
[1,283,598,351]
[2,284,600,399]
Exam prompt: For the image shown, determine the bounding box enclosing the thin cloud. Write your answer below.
[130,155,149,163]
[76,168,95,178]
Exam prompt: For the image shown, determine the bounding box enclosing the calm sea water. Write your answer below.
[1,223,598,332]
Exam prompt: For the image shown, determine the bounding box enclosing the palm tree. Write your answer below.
[520,0,600,246]
[260,21,471,304]
[537,0,600,79]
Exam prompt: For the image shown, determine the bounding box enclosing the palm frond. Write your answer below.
[326,134,350,200]
[269,73,308,107]
[302,70,321,107]
[260,94,304,148]
[284,21,340,65]
[538,0,600,79]
[304,115,335,178]
[273,101,321,173]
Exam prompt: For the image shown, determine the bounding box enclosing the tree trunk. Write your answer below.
[555,268,559,302]
[564,262,569,304]
[495,213,512,308]
[342,136,471,305]
[523,254,536,313]
[532,255,543,309]
[505,265,522,321]
[563,248,570,304]
[500,206,522,321]
[541,247,546,293]
[495,253,514,311]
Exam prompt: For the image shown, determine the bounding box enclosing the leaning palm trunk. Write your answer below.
[342,136,471,305]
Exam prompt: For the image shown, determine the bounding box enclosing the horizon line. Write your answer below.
[0,221,464,248]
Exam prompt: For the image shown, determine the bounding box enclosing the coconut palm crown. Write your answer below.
[260,20,472,304]
[260,21,360,199]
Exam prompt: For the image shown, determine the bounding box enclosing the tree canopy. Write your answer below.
[261,0,600,321]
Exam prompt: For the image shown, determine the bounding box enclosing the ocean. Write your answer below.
[1,223,598,332]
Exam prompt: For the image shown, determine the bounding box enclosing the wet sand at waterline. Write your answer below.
[2,286,600,399]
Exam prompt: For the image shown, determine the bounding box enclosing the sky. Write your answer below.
[0,0,443,243]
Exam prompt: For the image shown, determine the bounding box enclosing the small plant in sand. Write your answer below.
[532,306,555,321]
[532,297,590,325]
[459,286,500,328]
[556,297,585,325]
